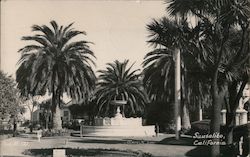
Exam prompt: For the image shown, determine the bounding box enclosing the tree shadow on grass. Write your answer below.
[22,148,150,157]
[185,145,238,157]
[185,146,210,157]
[71,138,162,145]
[0,156,24,157]
[156,136,194,146]
[70,139,127,144]
[71,136,195,145]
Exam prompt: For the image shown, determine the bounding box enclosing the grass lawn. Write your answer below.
[23,148,152,157]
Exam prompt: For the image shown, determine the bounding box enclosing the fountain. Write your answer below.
[81,100,155,137]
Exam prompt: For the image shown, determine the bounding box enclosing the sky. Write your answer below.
[1,0,167,78]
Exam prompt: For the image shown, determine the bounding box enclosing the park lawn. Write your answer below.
[23,148,152,157]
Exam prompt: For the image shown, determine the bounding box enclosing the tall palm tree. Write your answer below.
[95,60,149,117]
[167,0,250,156]
[16,21,96,130]
[144,17,212,130]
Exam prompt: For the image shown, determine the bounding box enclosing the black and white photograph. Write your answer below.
[0,0,249,157]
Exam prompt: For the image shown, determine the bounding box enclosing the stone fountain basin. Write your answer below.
[81,125,155,137]
[81,117,155,137]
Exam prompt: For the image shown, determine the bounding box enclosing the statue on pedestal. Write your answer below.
[238,84,249,110]
[231,83,249,125]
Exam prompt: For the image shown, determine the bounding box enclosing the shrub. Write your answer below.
[66,120,80,130]
[42,129,70,137]
[28,122,41,131]
[164,122,176,134]
[0,130,13,135]
[62,122,72,129]
[189,120,210,135]
[20,120,30,127]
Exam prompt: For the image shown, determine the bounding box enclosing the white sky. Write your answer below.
[1,0,166,78]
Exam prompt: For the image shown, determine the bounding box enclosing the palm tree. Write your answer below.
[16,21,96,130]
[95,60,149,117]
[167,0,250,156]
[146,17,188,139]
[144,17,212,131]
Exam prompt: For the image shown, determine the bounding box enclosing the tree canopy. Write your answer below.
[16,20,96,102]
[0,71,24,120]
[95,60,149,117]
[160,0,250,156]
[143,17,212,111]
[16,20,97,129]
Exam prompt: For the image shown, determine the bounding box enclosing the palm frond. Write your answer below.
[95,60,148,117]
[16,20,96,108]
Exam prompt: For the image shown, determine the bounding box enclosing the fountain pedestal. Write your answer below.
[115,106,123,118]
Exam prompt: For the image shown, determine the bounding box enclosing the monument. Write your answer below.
[81,100,155,137]
[221,84,250,125]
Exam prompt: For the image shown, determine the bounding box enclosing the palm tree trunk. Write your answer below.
[53,105,62,130]
[181,58,191,130]
[174,48,181,140]
[225,112,234,144]
[211,94,222,157]
[45,112,49,129]
[226,81,238,144]
[30,111,33,133]
[52,91,62,130]
[181,103,191,130]
[210,78,225,157]
[211,71,220,157]
[198,103,203,121]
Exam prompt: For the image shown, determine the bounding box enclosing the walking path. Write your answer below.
[0,134,196,157]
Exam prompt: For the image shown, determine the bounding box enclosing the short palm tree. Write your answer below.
[16,21,96,130]
[95,60,149,117]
